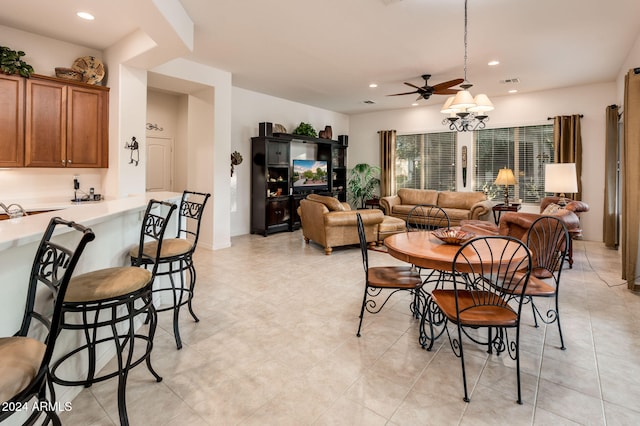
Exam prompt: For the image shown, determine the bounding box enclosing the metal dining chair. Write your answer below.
[0,218,95,426]
[406,204,450,232]
[513,215,570,349]
[406,204,453,305]
[431,235,532,404]
[355,212,423,337]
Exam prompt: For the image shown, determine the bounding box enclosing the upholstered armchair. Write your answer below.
[461,195,590,272]
[298,194,384,255]
[461,209,583,274]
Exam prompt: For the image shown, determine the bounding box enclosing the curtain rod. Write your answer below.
[547,114,584,120]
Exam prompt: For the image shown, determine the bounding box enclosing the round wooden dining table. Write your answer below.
[384,231,527,274]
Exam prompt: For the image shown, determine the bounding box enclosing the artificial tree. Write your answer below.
[348,163,381,209]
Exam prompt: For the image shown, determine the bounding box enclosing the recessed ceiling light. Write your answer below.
[488,60,500,66]
[369,83,378,88]
[411,102,419,106]
[509,89,518,94]
[77,12,95,20]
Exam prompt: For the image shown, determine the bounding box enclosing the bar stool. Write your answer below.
[129,190,210,349]
[0,218,95,426]
[50,199,176,426]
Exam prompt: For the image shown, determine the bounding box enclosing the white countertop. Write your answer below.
[0,192,182,251]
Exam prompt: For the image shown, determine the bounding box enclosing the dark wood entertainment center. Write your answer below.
[250,122,348,236]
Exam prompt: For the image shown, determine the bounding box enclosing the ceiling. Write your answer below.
[1,0,639,114]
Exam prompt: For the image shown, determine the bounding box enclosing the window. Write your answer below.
[396,132,457,191]
[474,124,554,203]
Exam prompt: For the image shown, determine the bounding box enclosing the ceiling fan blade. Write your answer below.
[388,90,419,96]
[404,82,423,90]
[431,78,464,91]
[433,88,459,95]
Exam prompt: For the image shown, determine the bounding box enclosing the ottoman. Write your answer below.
[377,216,407,245]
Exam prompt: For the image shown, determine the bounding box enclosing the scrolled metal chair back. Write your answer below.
[406,204,450,231]
[527,215,569,280]
[452,236,532,312]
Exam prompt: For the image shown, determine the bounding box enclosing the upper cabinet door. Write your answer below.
[24,76,109,168]
[0,74,24,167]
[25,78,67,167]
[267,141,289,165]
[67,86,108,167]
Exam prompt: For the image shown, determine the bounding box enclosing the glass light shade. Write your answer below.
[494,168,516,185]
[468,93,494,112]
[449,90,476,110]
[544,163,578,193]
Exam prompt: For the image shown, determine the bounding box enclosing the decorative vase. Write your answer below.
[324,126,333,140]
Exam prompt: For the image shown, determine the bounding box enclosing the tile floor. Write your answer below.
[60,230,640,425]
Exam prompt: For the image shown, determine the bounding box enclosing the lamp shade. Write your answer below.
[468,94,494,112]
[440,96,456,114]
[494,168,516,185]
[450,90,476,110]
[545,163,578,193]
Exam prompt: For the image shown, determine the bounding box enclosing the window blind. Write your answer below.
[396,132,457,191]
[473,125,554,203]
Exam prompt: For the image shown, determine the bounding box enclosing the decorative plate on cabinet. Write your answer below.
[72,56,105,85]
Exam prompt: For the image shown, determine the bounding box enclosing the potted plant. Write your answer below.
[348,163,381,209]
[0,45,34,77]
[292,122,317,137]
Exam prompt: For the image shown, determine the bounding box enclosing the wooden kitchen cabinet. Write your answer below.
[24,75,109,168]
[0,74,25,167]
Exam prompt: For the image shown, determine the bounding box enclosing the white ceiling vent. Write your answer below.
[363,100,376,104]
[500,78,520,84]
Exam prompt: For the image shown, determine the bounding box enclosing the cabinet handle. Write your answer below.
[62,160,66,165]
[67,159,72,164]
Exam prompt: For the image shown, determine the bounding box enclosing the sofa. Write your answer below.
[380,188,493,226]
[298,194,385,255]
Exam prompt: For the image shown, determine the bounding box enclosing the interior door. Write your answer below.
[146,137,173,192]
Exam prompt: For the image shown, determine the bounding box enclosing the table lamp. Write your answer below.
[544,163,578,207]
[494,168,517,205]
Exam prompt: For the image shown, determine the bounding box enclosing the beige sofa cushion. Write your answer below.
[398,188,438,206]
[307,194,346,211]
[437,191,486,210]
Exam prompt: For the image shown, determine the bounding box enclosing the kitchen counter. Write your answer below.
[0,192,181,252]
[0,191,182,408]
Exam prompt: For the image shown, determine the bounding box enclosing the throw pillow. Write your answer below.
[542,202,561,215]
[307,194,345,211]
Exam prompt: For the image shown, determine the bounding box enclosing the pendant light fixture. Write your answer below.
[441,0,494,132]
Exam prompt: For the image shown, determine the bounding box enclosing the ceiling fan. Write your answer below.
[388,74,464,101]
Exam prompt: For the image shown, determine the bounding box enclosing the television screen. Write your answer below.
[292,159,328,188]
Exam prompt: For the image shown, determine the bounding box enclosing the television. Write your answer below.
[292,159,329,191]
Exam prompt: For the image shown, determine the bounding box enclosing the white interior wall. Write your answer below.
[185,89,216,249]
[146,90,182,192]
[151,58,232,250]
[116,65,148,197]
[146,91,181,146]
[230,87,350,236]
[349,82,617,242]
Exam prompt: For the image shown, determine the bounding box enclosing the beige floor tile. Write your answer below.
[58,235,636,425]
